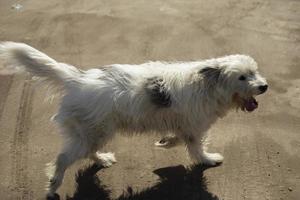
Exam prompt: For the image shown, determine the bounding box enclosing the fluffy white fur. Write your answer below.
[0,42,267,198]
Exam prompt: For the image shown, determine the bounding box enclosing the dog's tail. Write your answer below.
[0,42,81,88]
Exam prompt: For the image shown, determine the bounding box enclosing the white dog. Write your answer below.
[0,42,268,198]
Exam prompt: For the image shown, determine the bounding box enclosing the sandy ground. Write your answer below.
[0,0,300,199]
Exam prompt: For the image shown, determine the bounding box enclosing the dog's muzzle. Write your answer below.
[258,84,268,94]
[233,93,258,112]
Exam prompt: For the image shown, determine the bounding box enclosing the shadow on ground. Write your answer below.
[61,163,219,200]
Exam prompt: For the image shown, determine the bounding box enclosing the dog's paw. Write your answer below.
[95,152,117,167]
[155,140,171,148]
[154,136,180,148]
[201,152,224,166]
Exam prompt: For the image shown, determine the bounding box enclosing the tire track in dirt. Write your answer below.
[0,75,13,121]
[10,77,34,200]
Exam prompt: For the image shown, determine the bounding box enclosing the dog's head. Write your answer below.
[200,55,268,112]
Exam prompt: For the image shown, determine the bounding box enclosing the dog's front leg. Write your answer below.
[185,135,223,166]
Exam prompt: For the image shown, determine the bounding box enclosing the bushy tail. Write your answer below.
[0,42,81,87]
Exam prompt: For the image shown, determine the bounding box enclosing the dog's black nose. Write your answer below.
[258,85,268,93]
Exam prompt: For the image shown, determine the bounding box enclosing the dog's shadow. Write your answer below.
[62,163,219,200]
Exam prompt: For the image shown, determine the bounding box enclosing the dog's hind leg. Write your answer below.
[89,123,117,167]
[46,135,88,198]
[47,119,89,198]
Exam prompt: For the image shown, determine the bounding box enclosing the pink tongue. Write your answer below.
[245,98,258,112]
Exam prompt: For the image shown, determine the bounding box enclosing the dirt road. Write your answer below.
[0,0,299,199]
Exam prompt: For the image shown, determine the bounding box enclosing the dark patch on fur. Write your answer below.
[199,67,221,83]
[145,77,172,108]
[100,66,112,71]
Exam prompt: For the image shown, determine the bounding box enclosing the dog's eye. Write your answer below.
[239,75,246,81]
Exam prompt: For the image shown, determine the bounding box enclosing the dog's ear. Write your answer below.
[199,67,221,84]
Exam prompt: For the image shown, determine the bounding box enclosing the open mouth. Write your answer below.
[233,93,258,112]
